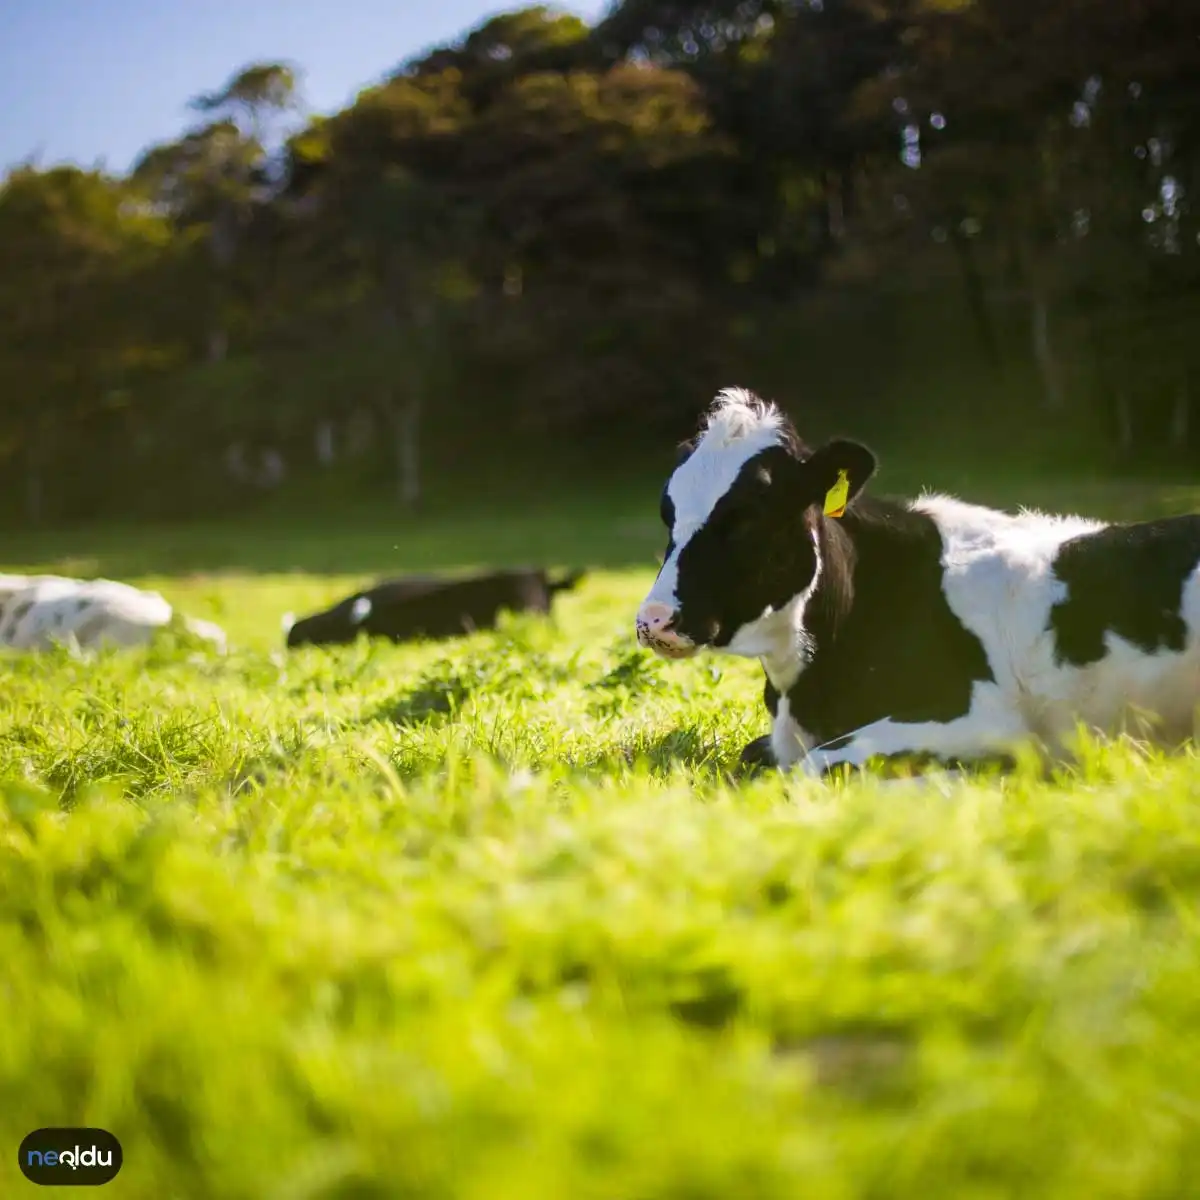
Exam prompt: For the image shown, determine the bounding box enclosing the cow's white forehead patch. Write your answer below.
[666,389,787,543]
[640,390,788,615]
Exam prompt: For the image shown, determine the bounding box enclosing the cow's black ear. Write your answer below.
[675,438,696,468]
[799,439,877,516]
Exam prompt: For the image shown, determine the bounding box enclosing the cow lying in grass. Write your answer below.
[0,574,226,654]
[284,568,586,648]
[636,387,1200,778]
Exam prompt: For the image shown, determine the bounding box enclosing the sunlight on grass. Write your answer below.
[2,492,1200,1197]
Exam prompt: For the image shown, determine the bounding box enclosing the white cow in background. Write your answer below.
[0,574,226,654]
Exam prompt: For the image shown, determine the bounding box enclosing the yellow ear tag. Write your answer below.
[824,469,850,518]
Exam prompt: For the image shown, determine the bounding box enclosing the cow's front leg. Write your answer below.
[796,705,1026,780]
[738,734,776,773]
[767,696,814,770]
[738,677,813,773]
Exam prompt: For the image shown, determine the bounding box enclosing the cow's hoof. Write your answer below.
[737,735,777,776]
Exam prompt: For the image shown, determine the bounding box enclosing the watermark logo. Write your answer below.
[18,1128,122,1187]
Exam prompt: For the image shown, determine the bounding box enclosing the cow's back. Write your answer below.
[1047,515,1200,665]
[925,503,1200,746]
[1037,514,1200,744]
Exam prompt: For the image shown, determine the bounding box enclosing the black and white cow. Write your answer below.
[636,387,1200,777]
[285,568,586,648]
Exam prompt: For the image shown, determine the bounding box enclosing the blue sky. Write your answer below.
[0,0,610,175]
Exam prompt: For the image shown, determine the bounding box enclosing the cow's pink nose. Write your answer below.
[638,601,676,632]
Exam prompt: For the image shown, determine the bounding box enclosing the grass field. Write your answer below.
[4,474,1200,1199]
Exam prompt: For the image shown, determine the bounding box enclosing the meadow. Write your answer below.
[3,470,1200,1199]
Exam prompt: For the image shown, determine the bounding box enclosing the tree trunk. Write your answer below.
[1170,377,1189,450]
[377,259,439,512]
[24,428,44,525]
[1115,390,1133,452]
[346,407,375,457]
[315,419,336,465]
[1031,292,1064,412]
[825,170,846,244]
[206,203,240,363]
[387,394,422,511]
[949,222,1002,368]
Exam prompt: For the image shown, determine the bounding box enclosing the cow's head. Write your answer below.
[635,388,876,659]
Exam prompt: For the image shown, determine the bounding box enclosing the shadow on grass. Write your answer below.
[365,680,469,728]
[364,650,578,730]
[775,1028,914,1103]
[562,727,740,777]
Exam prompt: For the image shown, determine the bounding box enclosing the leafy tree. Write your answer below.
[4,0,1200,524]
[190,61,302,150]
[0,166,173,520]
[844,0,1200,441]
[131,64,302,362]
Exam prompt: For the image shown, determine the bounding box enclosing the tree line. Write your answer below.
[2,0,1199,522]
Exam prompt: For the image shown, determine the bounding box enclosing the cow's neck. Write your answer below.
[749,516,836,693]
[767,495,921,685]
[749,590,817,694]
[738,495,922,692]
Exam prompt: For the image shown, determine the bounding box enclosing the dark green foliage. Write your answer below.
[2,3,1199,523]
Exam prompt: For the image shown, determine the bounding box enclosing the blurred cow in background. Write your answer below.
[285,568,586,648]
[0,575,226,654]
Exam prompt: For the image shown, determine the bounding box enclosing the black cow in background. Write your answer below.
[284,568,586,648]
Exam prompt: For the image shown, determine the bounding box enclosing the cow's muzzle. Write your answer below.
[635,600,699,659]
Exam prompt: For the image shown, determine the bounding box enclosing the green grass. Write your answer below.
[4,476,1200,1199]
